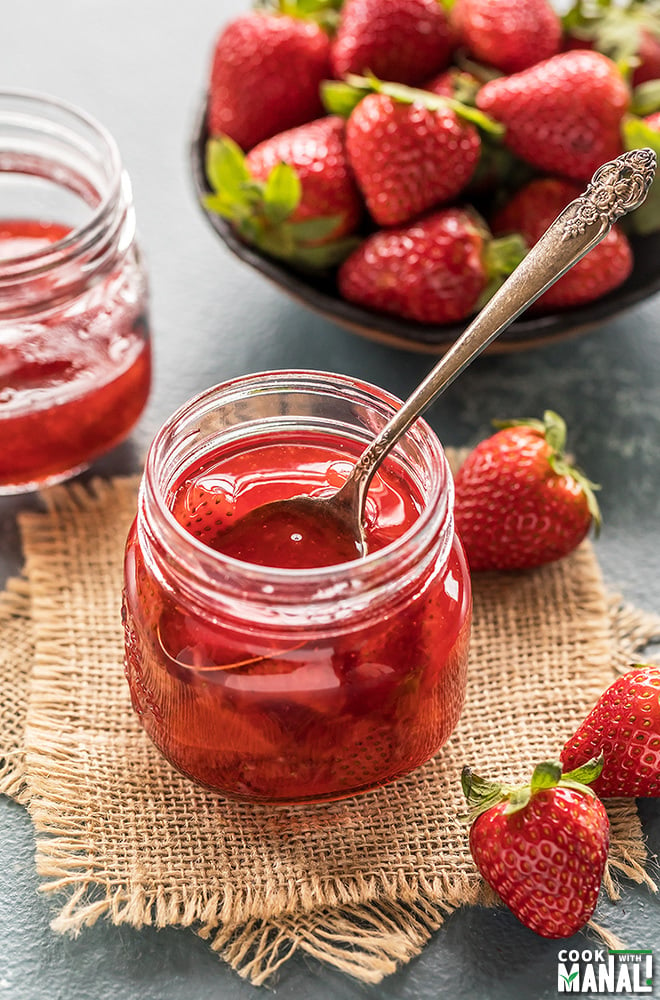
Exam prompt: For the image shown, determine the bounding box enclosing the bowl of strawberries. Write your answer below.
[190,0,660,353]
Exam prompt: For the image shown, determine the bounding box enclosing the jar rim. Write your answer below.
[143,370,454,597]
[0,87,123,273]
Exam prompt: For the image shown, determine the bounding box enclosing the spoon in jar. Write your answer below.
[218,149,656,562]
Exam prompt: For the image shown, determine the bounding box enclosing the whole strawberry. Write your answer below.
[452,0,562,74]
[204,124,361,270]
[476,51,629,181]
[331,0,454,87]
[463,758,609,938]
[561,665,660,797]
[208,12,330,151]
[337,207,526,324]
[454,410,600,571]
[246,117,362,242]
[491,178,633,310]
[345,92,480,225]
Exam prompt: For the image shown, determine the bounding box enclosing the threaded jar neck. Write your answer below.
[0,89,134,318]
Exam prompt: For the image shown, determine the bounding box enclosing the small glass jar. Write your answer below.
[0,90,151,493]
[122,372,471,803]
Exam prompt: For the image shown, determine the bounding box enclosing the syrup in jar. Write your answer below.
[0,92,150,493]
[123,373,471,803]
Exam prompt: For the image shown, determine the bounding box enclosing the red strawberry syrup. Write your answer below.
[0,219,151,491]
[123,431,472,802]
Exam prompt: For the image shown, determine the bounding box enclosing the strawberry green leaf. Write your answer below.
[262,162,302,225]
[477,234,528,309]
[503,787,531,814]
[287,235,361,270]
[461,766,509,822]
[206,136,251,200]
[322,73,505,134]
[622,116,660,234]
[256,0,342,30]
[631,79,660,116]
[288,215,343,241]
[530,760,562,795]
[347,72,506,135]
[202,192,243,220]
[561,754,604,788]
[543,410,567,454]
[484,234,528,278]
[321,79,370,117]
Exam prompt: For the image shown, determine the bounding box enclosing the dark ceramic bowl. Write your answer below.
[190,98,660,355]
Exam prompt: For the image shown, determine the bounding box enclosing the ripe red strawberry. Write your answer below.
[463,758,610,938]
[561,665,660,797]
[338,207,526,324]
[454,410,600,571]
[345,93,480,226]
[204,123,361,269]
[476,51,629,181]
[246,117,362,241]
[330,0,454,87]
[491,177,633,310]
[207,12,330,151]
[452,0,562,74]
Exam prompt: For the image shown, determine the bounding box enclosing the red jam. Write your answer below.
[123,427,472,803]
[0,219,151,490]
[169,433,424,566]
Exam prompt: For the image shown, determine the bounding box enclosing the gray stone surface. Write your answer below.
[0,2,659,997]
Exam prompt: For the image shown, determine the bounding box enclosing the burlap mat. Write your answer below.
[1,467,659,986]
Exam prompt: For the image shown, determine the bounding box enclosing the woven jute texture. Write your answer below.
[1,469,659,986]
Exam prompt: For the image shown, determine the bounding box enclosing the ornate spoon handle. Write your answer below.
[341,148,656,515]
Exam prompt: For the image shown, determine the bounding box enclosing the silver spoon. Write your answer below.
[221,149,656,560]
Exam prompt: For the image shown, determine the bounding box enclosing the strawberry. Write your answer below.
[453,410,600,572]
[207,12,330,151]
[321,75,502,227]
[345,92,480,225]
[561,665,660,797]
[476,51,629,181]
[452,0,562,74]
[204,122,361,269]
[337,207,526,324]
[491,177,633,310]
[245,116,362,242]
[330,0,454,87]
[463,758,610,939]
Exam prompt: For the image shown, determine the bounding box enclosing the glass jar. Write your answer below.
[0,90,151,493]
[122,371,472,803]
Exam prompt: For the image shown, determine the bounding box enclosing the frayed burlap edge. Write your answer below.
[204,598,660,986]
[0,576,32,805]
